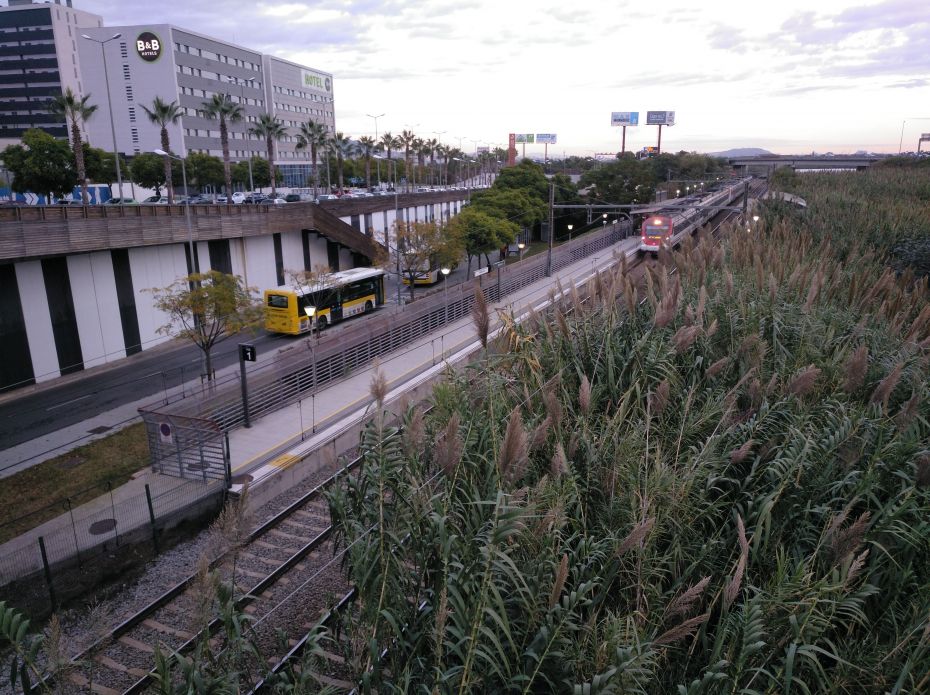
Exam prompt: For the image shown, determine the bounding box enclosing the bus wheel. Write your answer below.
[317,316,328,330]
[365,301,374,313]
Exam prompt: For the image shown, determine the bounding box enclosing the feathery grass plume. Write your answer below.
[707,356,730,379]
[434,412,463,476]
[730,439,755,464]
[895,391,921,432]
[845,548,870,587]
[724,514,749,610]
[738,333,759,358]
[567,430,580,459]
[654,613,710,646]
[870,362,903,409]
[842,345,869,393]
[529,415,552,452]
[768,272,778,303]
[905,305,930,343]
[915,453,930,489]
[787,365,821,397]
[765,373,779,395]
[434,584,448,657]
[471,286,490,349]
[403,406,425,459]
[724,270,734,296]
[550,443,568,480]
[696,285,708,326]
[748,378,762,407]
[578,374,592,416]
[672,325,701,354]
[683,304,696,327]
[189,554,216,632]
[44,613,70,684]
[648,379,670,416]
[618,517,656,555]
[803,269,822,313]
[828,511,871,563]
[665,576,711,620]
[556,307,571,339]
[549,553,569,609]
[499,407,529,485]
[543,385,563,429]
[369,362,388,408]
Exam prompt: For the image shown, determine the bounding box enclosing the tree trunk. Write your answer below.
[220,115,231,205]
[162,127,174,204]
[71,118,88,204]
[311,146,318,199]
[337,157,344,192]
[204,347,213,382]
[365,157,371,189]
[267,136,276,198]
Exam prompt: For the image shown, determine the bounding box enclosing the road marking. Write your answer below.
[46,394,93,411]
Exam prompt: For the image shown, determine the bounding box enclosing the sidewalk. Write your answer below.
[0,230,642,586]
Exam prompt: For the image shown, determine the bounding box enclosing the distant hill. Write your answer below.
[708,148,774,157]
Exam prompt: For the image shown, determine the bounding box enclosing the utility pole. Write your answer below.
[545,181,555,276]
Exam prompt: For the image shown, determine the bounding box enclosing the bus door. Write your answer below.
[330,289,344,323]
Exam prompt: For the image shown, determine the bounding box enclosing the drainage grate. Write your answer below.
[88,425,112,435]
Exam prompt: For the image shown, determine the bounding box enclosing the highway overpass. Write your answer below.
[729,155,882,176]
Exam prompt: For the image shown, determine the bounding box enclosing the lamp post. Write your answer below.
[441,266,451,323]
[81,33,124,201]
[376,155,402,307]
[602,213,608,228]
[154,149,195,271]
[238,79,256,195]
[517,241,525,262]
[566,225,573,242]
[368,113,385,189]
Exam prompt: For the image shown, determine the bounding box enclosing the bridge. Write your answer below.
[728,154,882,175]
[0,190,470,392]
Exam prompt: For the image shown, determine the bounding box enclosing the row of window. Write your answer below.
[273,101,333,117]
[273,85,330,102]
[178,84,265,107]
[0,39,55,47]
[173,42,261,71]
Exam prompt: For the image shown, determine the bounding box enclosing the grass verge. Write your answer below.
[0,423,149,545]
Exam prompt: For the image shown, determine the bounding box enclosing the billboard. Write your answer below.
[301,69,333,93]
[476,146,490,154]
[514,133,535,143]
[646,111,675,126]
[611,112,639,127]
[536,133,557,144]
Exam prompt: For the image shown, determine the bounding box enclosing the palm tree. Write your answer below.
[358,136,376,190]
[398,129,417,192]
[378,132,397,162]
[295,119,328,199]
[48,88,97,204]
[436,143,449,186]
[424,138,439,185]
[141,97,182,203]
[249,113,287,197]
[328,132,353,193]
[412,137,425,188]
[202,93,243,203]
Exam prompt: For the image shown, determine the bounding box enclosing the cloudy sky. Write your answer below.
[77,0,929,155]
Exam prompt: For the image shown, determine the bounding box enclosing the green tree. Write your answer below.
[141,96,182,203]
[185,152,225,190]
[358,135,376,189]
[580,155,657,204]
[395,220,461,300]
[295,119,328,198]
[130,152,168,193]
[398,129,417,191]
[328,132,354,192]
[249,114,287,198]
[0,128,76,202]
[231,156,280,191]
[47,87,97,204]
[493,159,549,202]
[447,206,519,273]
[202,93,244,200]
[148,271,261,382]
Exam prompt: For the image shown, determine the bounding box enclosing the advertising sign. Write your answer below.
[477,146,490,154]
[301,69,332,93]
[514,133,535,144]
[646,111,676,126]
[536,133,557,144]
[610,112,639,127]
[135,32,163,62]
[921,133,930,140]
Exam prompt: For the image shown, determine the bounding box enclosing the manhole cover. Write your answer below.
[88,519,117,535]
[57,455,86,470]
[231,474,253,485]
[87,425,112,435]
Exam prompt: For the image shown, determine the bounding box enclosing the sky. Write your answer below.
[74,0,930,156]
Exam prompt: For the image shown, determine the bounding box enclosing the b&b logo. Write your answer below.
[135,31,162,62]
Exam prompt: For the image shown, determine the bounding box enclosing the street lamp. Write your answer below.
[366,112,385,140]
[81,33,124,201]
[375,155,402,307]
[566,225,573,242]
[441,266,451,323]
[154,149,195,271]
[676,188,681,197]
[236,79,256,195]
[517,241,525,262]
[602,213,608,228]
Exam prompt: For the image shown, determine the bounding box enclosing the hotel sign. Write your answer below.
[135,32,162,62]
[301,69,332,92]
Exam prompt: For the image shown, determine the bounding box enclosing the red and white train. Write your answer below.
[638,180,747,253]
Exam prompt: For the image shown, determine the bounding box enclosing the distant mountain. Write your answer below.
[707,148,774,157]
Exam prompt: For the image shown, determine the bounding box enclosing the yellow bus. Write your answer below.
[264,267,386,334]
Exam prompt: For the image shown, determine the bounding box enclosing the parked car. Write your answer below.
[316,194,339,201]
[103,197,138,205]
[284,193,303,203]
[188,195,215,205]
[55,199,84,205]
[142,195,163,204]
[259,196,287,205]
[243,193,267,204]
[216,192,247,204]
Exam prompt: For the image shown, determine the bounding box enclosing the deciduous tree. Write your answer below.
[0,128,76,202]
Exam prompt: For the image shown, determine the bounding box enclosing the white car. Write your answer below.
[231,192,246,204]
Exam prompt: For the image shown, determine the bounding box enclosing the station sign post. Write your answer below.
[610,112,639,154]
[646,111,675,154]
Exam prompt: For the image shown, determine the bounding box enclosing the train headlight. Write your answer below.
[653,218,661,225]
